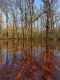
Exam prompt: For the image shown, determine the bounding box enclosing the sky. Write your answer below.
[0,0,41,28]
[35,0,41,8]
[0,0,60,28]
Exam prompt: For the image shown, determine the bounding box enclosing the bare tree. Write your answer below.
[41,0,60,67]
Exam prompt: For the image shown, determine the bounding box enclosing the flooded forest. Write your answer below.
[0,0,60,80]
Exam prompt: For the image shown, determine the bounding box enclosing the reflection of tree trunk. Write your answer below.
[13,21,16,63]
[0,42,2,64]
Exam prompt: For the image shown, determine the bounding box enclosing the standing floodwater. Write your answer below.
[0,40,60,80]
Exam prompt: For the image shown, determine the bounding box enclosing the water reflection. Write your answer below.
[0,40,44,64]
[0,39,60,80]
